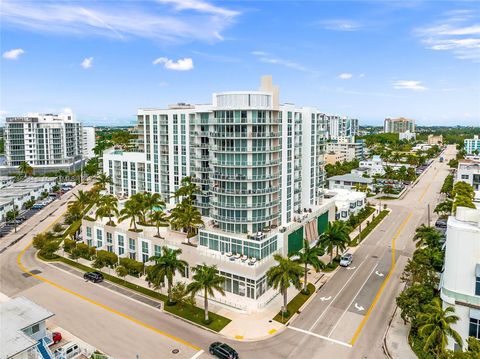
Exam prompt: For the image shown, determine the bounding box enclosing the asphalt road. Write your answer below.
[0,146,455,359]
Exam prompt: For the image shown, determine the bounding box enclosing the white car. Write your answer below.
[339,253,353,267]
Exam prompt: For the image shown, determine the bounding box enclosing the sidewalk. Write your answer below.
[384,307,416,359]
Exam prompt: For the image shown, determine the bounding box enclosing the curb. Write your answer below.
[382,305,398,359]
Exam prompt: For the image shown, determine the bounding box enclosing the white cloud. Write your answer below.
[3,48,25,60]
[81,57,93,69]
[392,80,427,91]
[415,10,480,61]
[359,73,366,78]
[153,57,194,71]
[1,0,240,44]
[318,19,361,32]
[338,73,353,80]
[251,51,315,74]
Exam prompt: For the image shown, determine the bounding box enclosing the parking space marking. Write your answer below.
[190,350,205,359]
[18,242,201,351]
[288,326,352,348]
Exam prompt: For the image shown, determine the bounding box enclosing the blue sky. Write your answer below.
[1,0,479,126]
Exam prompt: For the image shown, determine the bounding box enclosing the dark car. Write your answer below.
[435,219,447,229]
[209,342,239,359]
[83,272,104,283]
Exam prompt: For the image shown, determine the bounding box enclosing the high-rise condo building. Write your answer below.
[383,117,415,133]
[2,112,90,174]
[326,116,358,140]
[465,135,480,155]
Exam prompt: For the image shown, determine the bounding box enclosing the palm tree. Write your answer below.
[267,254,304,315]
[187,264,225,322]
[414,224,442,248]
[293,239,325,294]
[417,298,462,356]
[149,209,169,238]
[69,190,90,214]
[95,195,119,226]
[18,161,33,177]
[320,221,351,263]
[143,192,166,220]
[149,246,188,304]
[95,173,113,190]
[169,201,204,244]
[119,197,142,231]
[173,177,200,205]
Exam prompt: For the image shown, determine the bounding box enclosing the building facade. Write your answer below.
[456,159,480,191]
[427,134,443,145]
[3,113,84,174]
[325,139,364,163]
[82,127,96,159]
[399,130,416,141]
[465,135,480,155]
[441,207,480,350]
[93,76,337,310]
[326,116,358,140]
[384,117,415,133]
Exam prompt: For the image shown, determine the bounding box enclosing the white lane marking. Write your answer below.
[308,255,369,332]
[375,270,384,277]
[288,326,352,348]
[354,303,365,311]
[326,265,377,337]
[346,266,356,270]
[190,349,205,359]
[319,296,331,301]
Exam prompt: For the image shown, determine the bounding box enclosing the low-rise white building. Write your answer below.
[359,155,385,176]
[412,143,432,152]
[441,207,480,350]
[324,188,367,221]
[325,139,364,162]
[0,176,15,189]
[456,159,480,191]
[328,173,373,190]
[399,130,416,141]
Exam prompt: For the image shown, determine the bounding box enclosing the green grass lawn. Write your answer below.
[39,253,231,332]
[273,283,315,324]
[350,210,389,246]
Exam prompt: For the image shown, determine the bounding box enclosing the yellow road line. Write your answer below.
[349,169,438,345]
[17,242,201,351]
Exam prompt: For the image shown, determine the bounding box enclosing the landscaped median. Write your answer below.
[37,253,231,332]
[350,210,389,246]
[273,283,315,324]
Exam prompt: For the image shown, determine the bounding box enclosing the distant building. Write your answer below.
[0,296,55,359]
[358,155,385,176]
[328,173,373,190]
[412,143,432,152]
[82,127,96,159]
[456,158,480,191]
[465,135,480,155]
[427,134,443,145]
[399,130,416,141]
[384,117,415,133]
[326,116,358,140]
[441,207,480,350]
[325,152,346,165]
[324,188,367,221]
[325,138,364,163]
[2,112,84,174]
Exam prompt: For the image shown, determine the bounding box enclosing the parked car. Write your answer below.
[83,272,104,283]
[435,219,447,228]
[339,253,353,267]
[209,342,239,359]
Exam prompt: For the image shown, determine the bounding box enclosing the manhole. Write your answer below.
[371,255,379,259]
[30,269,42,275]
[22,273,32,278]
[172,349,179,354]
[268,320,272,323]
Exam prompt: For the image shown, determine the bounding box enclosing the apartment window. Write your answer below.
[476,276,480,296]
[142,241,149,263]
[462,175,469,179]
[154,245,161,257]
[96,229,103,240]
[470,317,480,339]
[129,238,135,251]
[86,227,92,238]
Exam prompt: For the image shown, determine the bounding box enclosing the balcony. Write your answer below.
[211,172,280,181]
[210,158,280,167]
[210,199,278,209]
[210,186,280,195]
[210,212,279,223]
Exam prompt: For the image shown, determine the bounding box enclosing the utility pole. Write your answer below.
[427,203,431,227]
[358,221,362,243]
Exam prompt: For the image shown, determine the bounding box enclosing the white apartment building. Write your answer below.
[2,112,84,174]
[441,207,480,350]
[324,188,367,221]
[465,135,480,155]
[325,138,364,163]
[457,159,480,191]
[358,155,385,176]
[384,117,415,133]
[91,76,337,311]
[328,173,373,190]
[326,116,358,140]
[399,130,416,141]
[82,127,96,159]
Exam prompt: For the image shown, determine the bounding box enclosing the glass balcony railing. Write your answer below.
[210,186,279,195]
[211,173,280,181]
[210,199,278,209]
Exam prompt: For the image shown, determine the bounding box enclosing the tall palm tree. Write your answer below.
[149,209,169,238]
[417,298,462,356]
[293,239,325,294]
[266,254,303,315]
[143,192,166,219]
[169,201,204,244]
[119,197,142,231]
[173,176,200,205]
[187,264,225,322]
[414,224,443,248]
[95,195,119,226]
[69,190,90,214]
[320,221,351,263]
[18,161,33,177]
[95,173,113,190]
[149,246,188,304]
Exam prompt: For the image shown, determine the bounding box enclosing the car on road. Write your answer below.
[435,219,447,228]
[339,253,353,267]
[83,272,104,283]
[209,342,239,359]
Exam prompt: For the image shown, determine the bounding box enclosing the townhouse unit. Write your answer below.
[2,112,91,174]
[0,177,56,213]
[324,188,367,221]
[456,159,480,191]
[465,135,480,155]
[91,76,337,311]
[441,206,480,350]
[384,117,415,133]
